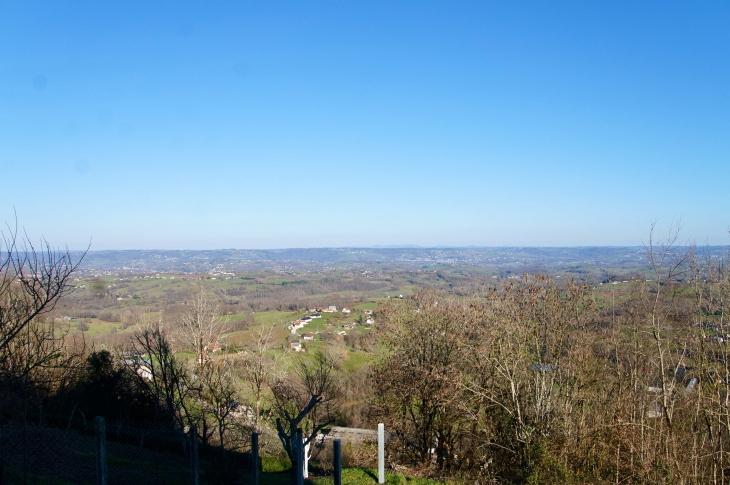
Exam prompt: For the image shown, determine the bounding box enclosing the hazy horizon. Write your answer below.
[69,244,700,252]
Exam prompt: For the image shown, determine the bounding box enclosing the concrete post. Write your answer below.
[251,432,259,485]
[94,417,108,485]
[189,425,199,485]
[333,439,342,485]
[378,423,385,484]
[303,437,310,479]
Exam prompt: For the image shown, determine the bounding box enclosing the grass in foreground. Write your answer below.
[256,468,448,485]
[310,468,447,484]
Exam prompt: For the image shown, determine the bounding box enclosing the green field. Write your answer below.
[354,302,379,311]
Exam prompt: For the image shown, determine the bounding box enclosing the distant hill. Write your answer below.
[65,246,730,275]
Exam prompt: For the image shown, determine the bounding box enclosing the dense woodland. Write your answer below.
[3,226,730,484]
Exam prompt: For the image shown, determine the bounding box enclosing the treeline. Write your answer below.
[370,237,730,484]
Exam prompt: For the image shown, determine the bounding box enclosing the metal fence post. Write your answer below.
[295,429,304,485]
[189,425,199,485]
[378,423,385,484]
[94,417,108,485]
[333,439,342,485]
[251,432,259,485]
[0,426,5,485]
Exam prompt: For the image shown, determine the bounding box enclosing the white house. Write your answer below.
[136,365,153,381]
[302,333,314,341]
[342,308,351,314]
[291,320,309,333]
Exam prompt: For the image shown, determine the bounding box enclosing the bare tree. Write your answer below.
[176,283,226,370]
[271,351,341,485]
[465,275,597,481]
[240,325,287,432]
[0,317,85,425]
[0,221,84,351]
[199,357,249,453]
[372,289,477,471]
[127,316,195,433]
[373,279,598,481]
[641,221,694,432]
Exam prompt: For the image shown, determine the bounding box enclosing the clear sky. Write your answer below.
[1,1,728,249]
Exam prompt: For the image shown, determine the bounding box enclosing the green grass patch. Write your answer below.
[342,350,371,372]
[75,320,122,336]
[310,468,448,484]
[254,311,298,326]
[261,454,291,473]
[354,302,379,311]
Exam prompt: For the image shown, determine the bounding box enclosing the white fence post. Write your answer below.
[378,423,385,484]
[303,436,310,479]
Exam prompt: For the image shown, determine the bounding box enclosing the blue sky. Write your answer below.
[1,1,728,249]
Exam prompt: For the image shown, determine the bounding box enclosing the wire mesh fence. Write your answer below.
[0,419,260,485]
[0,422,97,485]
[0,419,378,485]
[100,420,192,485]
[0,420,194,485]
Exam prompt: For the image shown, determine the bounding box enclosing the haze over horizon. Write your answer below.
[2,2,729,250]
